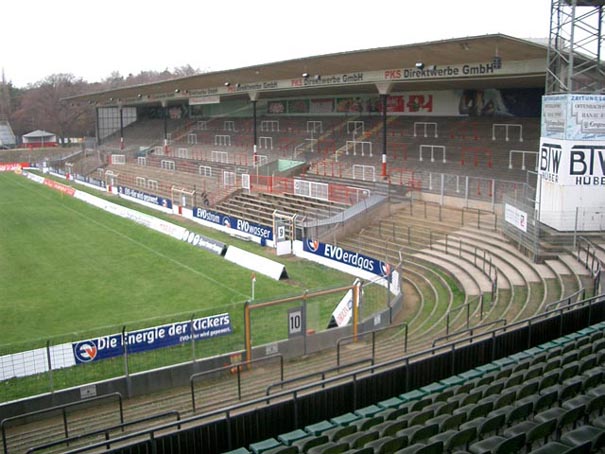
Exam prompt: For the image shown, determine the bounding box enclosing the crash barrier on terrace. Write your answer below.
[41,293,605,454]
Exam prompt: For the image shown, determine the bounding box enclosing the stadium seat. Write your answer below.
[363,434,407,454]
[468,432,524,454]
[504,419,557,451]
[395,440,443,454]
[249,438,281,454]
[307,441,349,454]
[222,448,250,454]
[293,435,329,453]
[264,446,298,454]
[330,413,361,426]
[428,426,476,452]
[372,419,407,437]
[355,405,383,418]
[278,429,308,446]
[559,425,605,452]
[322,425,356,443]
[396,423,439,446]
[459,413,506,440]
[339,430,378,449]
[305,421,335,436]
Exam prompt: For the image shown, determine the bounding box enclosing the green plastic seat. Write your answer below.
[330,413,360,427]
[420,381,447,395]
[249,438,281,454]
[372,418,407,437]
[321,425,356,443]
[468,433,524,454]
[338,430,378,449]
[307,441,349,454]
[377,397,403,409]
[305,421,335,436]
[264,446,298,454]
[504,419,557,451]
[293,435,330,453]
[560,425,605,452]
[399,389,426,403]
[278,429,308,446]
[439,375,466,388]
[222,448,251,454]
[428,426,476,452]
[364,434,407,454]
[354,404,382,418]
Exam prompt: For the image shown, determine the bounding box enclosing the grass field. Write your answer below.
[0,171,386,401]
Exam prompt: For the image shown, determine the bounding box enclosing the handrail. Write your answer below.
[336,322,408,366]
[432,318,507,348]
[1,392,123,454]
[190,354,283,413]
[265,358,373,399]
[445,297,479,335]
[544,287,587,312]
[57,293,605,454]
[25,410,180,454]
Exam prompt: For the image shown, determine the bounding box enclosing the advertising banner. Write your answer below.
[180,229,226,256]
[0,162,28,172]
[118,186,172,209]
[302,239,392,278]
[504,204,528,233]
[193,206,273,241]
[72,313,232,364]
[539,138,605,186]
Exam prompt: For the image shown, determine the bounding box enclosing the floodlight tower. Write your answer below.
[546,0,605,94]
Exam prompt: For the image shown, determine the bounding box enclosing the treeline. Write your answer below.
[0,65,200,144]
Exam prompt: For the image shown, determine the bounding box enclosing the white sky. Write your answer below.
[3,0,553,88]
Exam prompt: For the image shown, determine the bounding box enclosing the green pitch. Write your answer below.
[0,172,353,345]
[0,172,384,401]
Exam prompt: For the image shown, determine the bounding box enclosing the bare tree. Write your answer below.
[12,74,95,143]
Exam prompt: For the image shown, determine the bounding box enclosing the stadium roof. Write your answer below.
[67,34,548,107]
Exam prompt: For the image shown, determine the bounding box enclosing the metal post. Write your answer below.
[190,315,196,363]
[465,176,469,207]
[381,93,388,178]
[440,173,444,206]
[46,340,54,393]
[119,106,124,150]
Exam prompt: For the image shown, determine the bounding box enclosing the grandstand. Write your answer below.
[0,121,16,149]
[1,19,605,454]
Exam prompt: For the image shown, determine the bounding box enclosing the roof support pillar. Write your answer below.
[249,92,259,164]
[376,82,393,179]
[162,100,168,153]
[119,104,124,150]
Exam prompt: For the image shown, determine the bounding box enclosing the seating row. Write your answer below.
[223,323,605,454]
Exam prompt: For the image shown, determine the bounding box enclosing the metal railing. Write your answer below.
[2,392,123,454]
[54,293,605,454]
[190,354,283,413]
[26,410,180,454]
[336,322,408,366]
[544,287,587,312]
[265,358,373,399]
[445,295,486,336]
[433,319,507,348]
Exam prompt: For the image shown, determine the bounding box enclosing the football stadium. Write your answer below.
[1,2,605,453]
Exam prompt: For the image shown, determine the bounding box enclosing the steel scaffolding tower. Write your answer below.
[546,0,605,94]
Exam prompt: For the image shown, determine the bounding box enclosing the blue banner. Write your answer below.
[303,239,392,278]
[118,186,173,209]
[193,207,273,241]
[72,313,232,364]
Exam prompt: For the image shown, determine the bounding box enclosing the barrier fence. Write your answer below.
[35,293,605,454]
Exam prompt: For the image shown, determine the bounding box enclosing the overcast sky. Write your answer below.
[3,0,553,88]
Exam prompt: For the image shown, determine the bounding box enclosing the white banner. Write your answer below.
[504,203,528,233]
[539,138,605,186]
[224,246,287,280]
